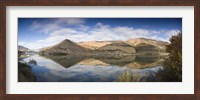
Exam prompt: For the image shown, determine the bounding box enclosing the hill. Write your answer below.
[39,38,169,56]
[18,45,36,54]
[127,38,169,50]
[39,46,53,51]
[18,45,30,52]
[78,41,112,50]
[39,39,90,55]
[97,41,136,54]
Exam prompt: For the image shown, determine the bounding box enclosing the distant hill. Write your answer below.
[78,41,112,50]
[18,45,30,52]
[126,38,169,55]
[18,45,36,53]
[97,41,136,54]
[127,38,169,50]
[78,38,169,51]
[39,46,53,51]
[18,45,36,59]
[39,38,169,56]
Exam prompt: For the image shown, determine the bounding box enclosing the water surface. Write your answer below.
[22,54,164,82]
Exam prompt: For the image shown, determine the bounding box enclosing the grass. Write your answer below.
[116,71,142,82]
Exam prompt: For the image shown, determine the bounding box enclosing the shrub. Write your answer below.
[156,33,182,82]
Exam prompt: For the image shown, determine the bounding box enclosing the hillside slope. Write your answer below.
[18,45,30,52]
[18,45,36,53]
[39,38,169,56]
[40,39,90,55]
[78,41,112,50]
[97,41,136,54]
[127,38,169,51]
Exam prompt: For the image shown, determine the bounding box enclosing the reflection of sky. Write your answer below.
[23,55,162,82]
[24,55,66,71]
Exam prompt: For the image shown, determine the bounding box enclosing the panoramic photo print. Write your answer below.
[18,18,182,82]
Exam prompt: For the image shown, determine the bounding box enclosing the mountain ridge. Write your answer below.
[18,45,36,53]
[39,38,169,56]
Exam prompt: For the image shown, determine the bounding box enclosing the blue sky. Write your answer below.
[18,18,182,50]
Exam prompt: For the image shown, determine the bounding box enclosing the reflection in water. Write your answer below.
[95,56,136,67]
[22,54,164,82]
[28,59,37,65]
[44,55,86,68]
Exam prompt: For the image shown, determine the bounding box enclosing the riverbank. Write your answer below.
[18,61,36,82]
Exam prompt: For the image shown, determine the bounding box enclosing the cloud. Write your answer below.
[166,30,180,37]
[56,18,85,25]
[29,18,85,34]
[18,42,26,46]
[23,21,180,50]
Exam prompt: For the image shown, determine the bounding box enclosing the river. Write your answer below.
[21,54,164,82]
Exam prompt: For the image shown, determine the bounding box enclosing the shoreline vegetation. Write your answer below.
[18,61,36,82]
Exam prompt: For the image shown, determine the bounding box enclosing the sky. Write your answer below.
[18,18,182,50]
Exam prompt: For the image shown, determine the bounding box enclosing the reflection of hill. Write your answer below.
[94,55,136,67]
[124,56,164,69]
[43,54,165,69]
[135,56,163,65]
[44,55,86,68]
[97,41,136,54]
[125,59,164,69]
[78,58,109,66]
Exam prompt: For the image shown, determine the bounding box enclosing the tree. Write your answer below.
[156,33,182,82]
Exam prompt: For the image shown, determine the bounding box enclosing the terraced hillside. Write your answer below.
[78,41,112,50]
[39,38,169,56]
[127,38,169,52]
[97,41,136,54]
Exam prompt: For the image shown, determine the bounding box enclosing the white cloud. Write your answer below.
[78,25,90,32]
[18,42,25,46]
[24,21,180,50]
[29,18,85,34]
[166,30,181,37]
[29,21,61,34]
[65,18,85,25]
[53,18,85,25]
